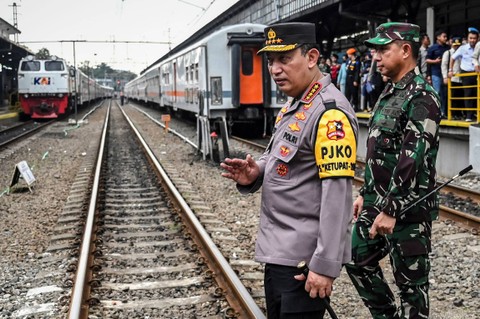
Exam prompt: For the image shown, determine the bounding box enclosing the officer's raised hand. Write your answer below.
[220,154,259,185]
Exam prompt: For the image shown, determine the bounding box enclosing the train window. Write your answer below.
[193,88,198,103]
[211,77,222,105]
[163,72,170,85]
[190,64,194,83]
[186,66,189,82]
[45,61,65,71]
[20,61,40,71]
[195,63,199,81]
[242,49,253,75]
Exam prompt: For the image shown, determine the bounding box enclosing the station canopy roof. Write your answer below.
[0,17,33,70]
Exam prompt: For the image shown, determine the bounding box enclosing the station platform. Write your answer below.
[355,111,479,178]
[0,105,18,124]
[356,111,476,129]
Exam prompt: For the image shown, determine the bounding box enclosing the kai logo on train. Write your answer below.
[33,77,51,85]
[326,120,345,140]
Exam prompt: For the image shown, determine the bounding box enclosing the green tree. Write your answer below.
[78,60,137,89]
[35,48,51,59]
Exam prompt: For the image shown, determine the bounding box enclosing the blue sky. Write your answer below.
[0,0,239,74]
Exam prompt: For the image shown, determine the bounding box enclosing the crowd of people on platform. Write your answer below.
[319,26,480,122]
[417,26,480,121]
[319,47,387,113]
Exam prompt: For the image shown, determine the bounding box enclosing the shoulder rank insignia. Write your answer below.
[301,82,322,103]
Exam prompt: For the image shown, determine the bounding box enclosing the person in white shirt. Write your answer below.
[443,37,463,119]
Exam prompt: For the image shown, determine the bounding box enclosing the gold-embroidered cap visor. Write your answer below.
[257,22,316,55]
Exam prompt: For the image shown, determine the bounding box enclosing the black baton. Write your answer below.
[297,261,339,319]
[400,165,473,215]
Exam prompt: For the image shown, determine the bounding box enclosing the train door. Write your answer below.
[239,47,263,104]
[173,61,177,103]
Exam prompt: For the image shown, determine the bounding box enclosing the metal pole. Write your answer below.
[72,41,78,124]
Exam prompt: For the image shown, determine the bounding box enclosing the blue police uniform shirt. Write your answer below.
[452,43,476,72]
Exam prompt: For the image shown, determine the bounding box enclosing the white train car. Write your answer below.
[126,23,287,136]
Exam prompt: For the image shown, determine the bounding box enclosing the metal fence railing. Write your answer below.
[447,72,480,123]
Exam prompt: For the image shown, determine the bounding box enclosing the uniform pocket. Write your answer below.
[281,291,327,314]
[394,237,430,285]
[399,238,429,257]
[374,124,401,153]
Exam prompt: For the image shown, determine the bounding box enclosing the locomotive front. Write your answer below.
[18,55,71,119]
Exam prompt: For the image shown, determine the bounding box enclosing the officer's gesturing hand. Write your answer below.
[294,270,334,299]
[220,154,259,185]
[369,212,396,238]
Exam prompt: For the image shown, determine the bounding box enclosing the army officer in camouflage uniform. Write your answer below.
[345,22,441,319]
[221,22,358,318]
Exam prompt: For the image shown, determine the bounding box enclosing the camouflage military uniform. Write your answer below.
[345,22,441,319]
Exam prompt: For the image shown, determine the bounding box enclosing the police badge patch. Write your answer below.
[326,120,345,140]
[276,163,289,177]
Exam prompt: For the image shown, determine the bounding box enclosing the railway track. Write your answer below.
[0,120,54,149]
[68,102,264,318]
[3,101,477,318]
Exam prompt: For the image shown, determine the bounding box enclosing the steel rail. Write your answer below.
[68,101,111,319]
[120,106,266,318]
[0,120,54,149]
[352,178,480,230]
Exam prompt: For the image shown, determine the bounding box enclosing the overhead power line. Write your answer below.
[20,40,171,45]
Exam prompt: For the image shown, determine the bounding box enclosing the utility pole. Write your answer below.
[9,2,20,43]
[60,40,86,124]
